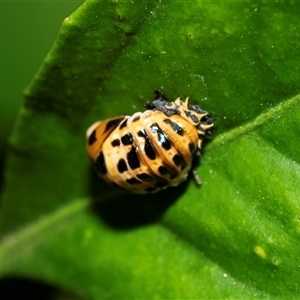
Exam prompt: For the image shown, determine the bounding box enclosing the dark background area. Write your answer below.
[0,2,82,298]
[0,2,82,190]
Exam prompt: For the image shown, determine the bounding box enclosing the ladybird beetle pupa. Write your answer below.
[86,91,213,194]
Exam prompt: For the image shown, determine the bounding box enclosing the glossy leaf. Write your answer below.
[1,1,300,299]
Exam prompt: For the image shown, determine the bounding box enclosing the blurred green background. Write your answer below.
[0,1,82,188]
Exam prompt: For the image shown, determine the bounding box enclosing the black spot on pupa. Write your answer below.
[105,117,124,132]
[163,119,184,136]
[149,123,172,150]
[200,115,213,126]
[117,158,128,173]
[111,139,120,147]
[188,103,208,115]
[170,173,178,179]
[173,154,187,169]
[95,151,107,174]
[158,166,169,175]
[138,129,156,160]
[121,133,134,146]
[119,119,128,129]
[154,90,168,101]
[132,115,140,122]
[155,179,169,188]
[189,142,196,154]
[158,165,178,178]
[126,178,142,185]
[198,133,204,139]
[144,98,179,116]
[184,110,199,123]
[144,142,156,160]
[88,129,97,145]
[127,146,140,169]
[137,173,155,182]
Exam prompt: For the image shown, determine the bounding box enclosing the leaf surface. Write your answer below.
[1,1,300,299]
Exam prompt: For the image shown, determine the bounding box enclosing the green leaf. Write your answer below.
[1,1,300,299]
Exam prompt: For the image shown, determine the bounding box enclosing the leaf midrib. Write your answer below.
[207,93,300,151]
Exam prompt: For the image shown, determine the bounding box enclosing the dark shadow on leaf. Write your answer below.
[0,277,83,300]
[88,166,188,230]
